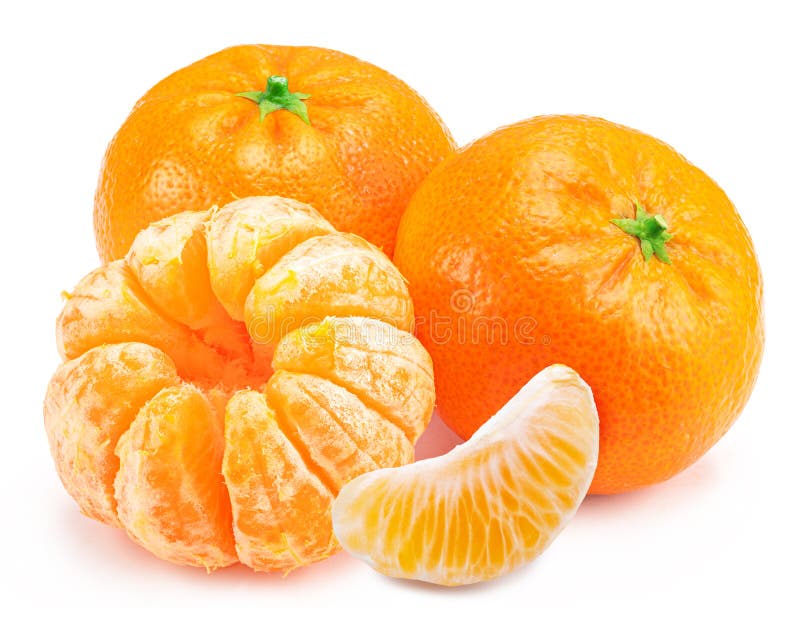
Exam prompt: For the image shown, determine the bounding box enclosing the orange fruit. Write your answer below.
[45,196,435,572]
[332,364,599,586]
[394,115,764,494]
[94,44,455,262]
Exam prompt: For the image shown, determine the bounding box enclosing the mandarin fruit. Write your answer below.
[94,45,455,262]
[394,115,764,494]
[45,196,435,572]
[333,364,599,586]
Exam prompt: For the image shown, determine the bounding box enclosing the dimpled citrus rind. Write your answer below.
[394,115,763,494]
[93,44,456,262]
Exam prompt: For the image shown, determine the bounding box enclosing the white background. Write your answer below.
[2,0,797,627]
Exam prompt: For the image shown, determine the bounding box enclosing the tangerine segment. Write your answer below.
[332,364,599,586]
[223,390,336,572]
[266,370,411,492]
[245,232,414,348]
[43,343,180,526]
[273,317,434,442]
[56,260,227,384]
[126,208,255,374]
[126,210,226,330]
[206,196,336,322]
[114,384,237,570]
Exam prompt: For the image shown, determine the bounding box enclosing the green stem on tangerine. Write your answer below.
[237,75,311,124]
[611,202,673,264]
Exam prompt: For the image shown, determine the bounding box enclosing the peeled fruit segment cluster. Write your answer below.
[332,364,599,586]
[44,196,435,572]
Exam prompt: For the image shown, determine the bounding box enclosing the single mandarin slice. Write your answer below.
[222,389,336,573]
[126,208,254,379]
[126,210,225,330]
[114,384,237,570]
[266,371,412,491]
[245,232,414,348]
[272,317,434,443]
[206,196,335,322]
[332,364,599,586]
[43,343,180,526]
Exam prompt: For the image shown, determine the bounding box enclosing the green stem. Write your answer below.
[611,202,673,264]
[237,75,311,124]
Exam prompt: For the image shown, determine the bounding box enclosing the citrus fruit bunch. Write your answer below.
[394,115,764,494]
[94,44,455,262]
[45,196,435,572]
[46,41,765,587]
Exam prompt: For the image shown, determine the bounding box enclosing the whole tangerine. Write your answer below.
[94,45,455,262]
[394,115,764,494]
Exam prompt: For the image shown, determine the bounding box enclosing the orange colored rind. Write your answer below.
[394,114,763,493]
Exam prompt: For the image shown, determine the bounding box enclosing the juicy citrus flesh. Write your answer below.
[394,114,763,494]
[43,343,180,527]
[93,44,456,262]
[332,364,599,586]
[45,196,435,572]
[114,383,237,569]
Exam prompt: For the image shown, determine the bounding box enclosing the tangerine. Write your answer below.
[46,196,435,571]
[394,115,764,494]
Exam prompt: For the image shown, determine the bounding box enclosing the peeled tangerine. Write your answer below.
[44,196,434,572]
[332,364,599,586]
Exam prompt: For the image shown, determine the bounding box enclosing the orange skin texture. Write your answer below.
[394,115,764,494]
[94,44,455,262]
[46,197,435,572]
